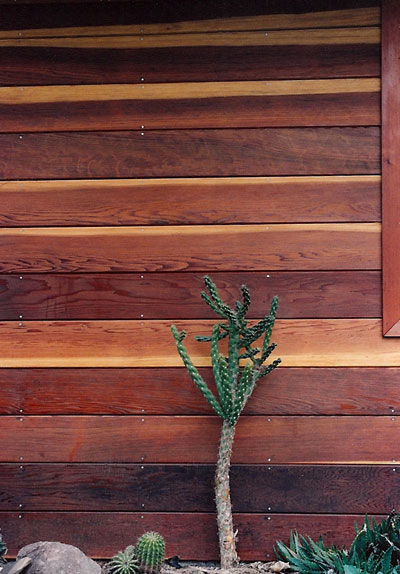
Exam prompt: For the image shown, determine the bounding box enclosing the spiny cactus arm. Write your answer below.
[200,290,229,319]
[196,324,229,343]
[218,354,232,416]
[211,324,229,415]
[203,275,240,326]
[239,346,260,360]
[240,285,251,317]
[240,315,275,348]
[261,295,279,354]
[256,358,281,381]
[227,326,240,400]
[171,325,225,418]
[259,342,277,364]
[229,364,254,424]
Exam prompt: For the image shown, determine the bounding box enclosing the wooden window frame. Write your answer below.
[382,0,400,335]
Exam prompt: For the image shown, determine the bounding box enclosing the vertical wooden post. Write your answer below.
[382,0,400,335]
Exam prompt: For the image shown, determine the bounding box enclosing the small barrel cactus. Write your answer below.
[109,545,138,574]
[136,532,165,574]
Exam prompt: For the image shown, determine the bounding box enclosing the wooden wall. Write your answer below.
[0,0,392,561]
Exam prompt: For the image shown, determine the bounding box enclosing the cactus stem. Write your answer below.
[215,419,239,569]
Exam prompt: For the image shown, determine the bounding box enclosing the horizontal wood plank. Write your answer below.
[0,0,380,32]
[0,512,378,559]
[0,318,397,367]
[0,79,381,104]
[0,176,381,226]
[0,44,380,85]
[0,28,380,48]
[0,128,380,179]
[0,415,400,464]
[0,464,397,514]
[0,81,381,132]
[0,224,381,273]
[0,7,380,37]
[0,271,381,320]
[1,367,398,416]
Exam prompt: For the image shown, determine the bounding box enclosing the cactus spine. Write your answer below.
[171,276,281,569]
[109,545,138,574]
[136,532,165,574]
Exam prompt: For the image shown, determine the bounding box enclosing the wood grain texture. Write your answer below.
[0,44,380,85]
[0,224,381,274]
[0,176,381,227]
[382,0,400,336]
[0,79,381,103]
[0,28,380,48]
[0,0,380,32]
[0,128,381,180]
[0,512,379,559]
[0,84,380,132]
[0,7,380,37]
[0,319,396,368]
[0,271,381,320]
[0,464,397,514]
[1,367,399,416]
[1,415,400,464]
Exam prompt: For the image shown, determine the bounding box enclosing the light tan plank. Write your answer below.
[0,319,399,368]
[0,27,380,48]
[0,8,380,38]
[0,78,380,104]
[0,175,381,192]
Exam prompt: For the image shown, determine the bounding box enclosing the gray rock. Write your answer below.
[0,559,31,574]
[17,541,101,574]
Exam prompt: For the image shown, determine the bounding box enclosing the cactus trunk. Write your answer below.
[215,419,239,569]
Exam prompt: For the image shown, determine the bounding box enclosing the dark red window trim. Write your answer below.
[382,0,400,335]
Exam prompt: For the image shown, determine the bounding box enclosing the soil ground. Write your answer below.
[101,560,290,574]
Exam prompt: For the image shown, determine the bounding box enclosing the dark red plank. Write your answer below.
[0,176,381,227]
[382,0,400,336]
[0,415,399,463]
[0,44,380,86]
[0,512,381,559]
[0,271,381,321]
[0,463,398,514]
[0,128,380,180]
[0,224,380,273]
[0,0,379,31]
[1,367,398,416]
[0,92,380,133]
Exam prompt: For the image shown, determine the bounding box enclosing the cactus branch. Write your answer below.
[171,325,225,418]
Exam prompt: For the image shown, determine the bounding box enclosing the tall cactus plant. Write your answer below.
[171,276,281,569]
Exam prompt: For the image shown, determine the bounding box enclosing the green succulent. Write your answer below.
[171,275,281,427]
[276,513,400,574]
[136,532,165,574]
[0,533,7,563]
[109,545,138,574]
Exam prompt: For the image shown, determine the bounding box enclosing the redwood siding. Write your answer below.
[0,0,387,560]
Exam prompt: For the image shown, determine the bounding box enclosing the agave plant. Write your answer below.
[172,276,281,568]
[276,513,400,574]
[0,534,7,564]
